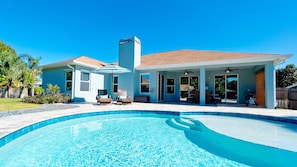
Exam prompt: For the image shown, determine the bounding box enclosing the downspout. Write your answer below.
[67,64,75,101]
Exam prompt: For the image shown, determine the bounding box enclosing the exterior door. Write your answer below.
[256,69,265,106]
[215,75,238,103]
[180,76,198,101]
[158,73,165,101]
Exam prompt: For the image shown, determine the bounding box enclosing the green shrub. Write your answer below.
[22,94,71,104]
[23,84,71,104]
[46,83,60,95]
[34,87,44,96]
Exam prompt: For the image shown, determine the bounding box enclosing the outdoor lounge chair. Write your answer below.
[96,89,113,105]
[117,90,132,104]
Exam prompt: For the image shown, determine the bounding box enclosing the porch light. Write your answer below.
[184,71,188,75]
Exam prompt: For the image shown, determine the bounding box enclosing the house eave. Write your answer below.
[72,60,101,69]
[40,62,74,70]
[40,60,101,70]
[136,54,292,71]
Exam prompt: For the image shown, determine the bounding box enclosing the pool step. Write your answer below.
[167,117,202,132]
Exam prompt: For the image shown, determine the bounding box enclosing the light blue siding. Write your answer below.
[42,67,70,92]
[42,65,105,102]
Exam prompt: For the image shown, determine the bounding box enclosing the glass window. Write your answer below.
[80,82,89,91]
[66,82,72,91]
[81,72,89,81]
[66,71,72,80]
[167,78,174,94]
[113,76,118,93]
[80,72,90,91]
[140,74,150,93]
[65,71,72,91]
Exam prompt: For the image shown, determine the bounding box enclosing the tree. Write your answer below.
[0,51,25,97]
[19,54,41,96]
[0,41,17,54]
[276,64,297,87]
[0,41,42,98]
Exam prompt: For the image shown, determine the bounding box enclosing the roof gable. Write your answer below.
[73,56,107,68]
[41,56,107,69]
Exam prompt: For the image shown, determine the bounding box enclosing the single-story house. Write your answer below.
[41,36,292,109]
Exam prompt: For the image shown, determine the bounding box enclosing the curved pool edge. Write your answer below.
[181,111,297,124]
[1,109,297,148]
[0,110,179,147]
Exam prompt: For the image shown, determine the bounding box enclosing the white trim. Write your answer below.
[80,71,90,92]
[40,59,103,70]
[112,75,118,93]
[73,60,101,69]
[80,69,91,73]
[166,78,175,94]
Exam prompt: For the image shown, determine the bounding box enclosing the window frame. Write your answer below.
[166,78,175,94]
[65,70,72,91]
[80,71,90,92]
[140,73,150,93]
[113,75,118,93]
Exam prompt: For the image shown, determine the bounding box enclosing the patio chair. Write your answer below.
[96,89,113,105]
[117,90,132,104]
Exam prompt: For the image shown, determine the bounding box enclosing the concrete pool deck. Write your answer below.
[1,102,297,151]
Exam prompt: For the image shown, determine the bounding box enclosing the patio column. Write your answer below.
[265,62,276,109]
[200,67,206,105]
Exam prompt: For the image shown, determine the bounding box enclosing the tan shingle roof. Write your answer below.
[74,56,107,67]
[41,56,108,69]
[140,50,282,67]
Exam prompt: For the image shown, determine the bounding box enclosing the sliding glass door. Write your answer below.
[180,76,198,102]
[215,75,238,103]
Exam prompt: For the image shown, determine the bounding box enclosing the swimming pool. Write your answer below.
[0,111,296,166]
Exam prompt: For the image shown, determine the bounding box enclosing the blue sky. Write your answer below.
[1,0,296,68]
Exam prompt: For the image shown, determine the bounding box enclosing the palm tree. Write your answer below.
[19,54,41,96]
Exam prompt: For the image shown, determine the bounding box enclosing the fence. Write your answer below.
[276,88,297,110]
[0,88,22,98]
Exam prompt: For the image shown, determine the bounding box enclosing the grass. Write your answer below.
[0,98,40,112]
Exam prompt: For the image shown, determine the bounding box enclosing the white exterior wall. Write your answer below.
[73,67,105,102]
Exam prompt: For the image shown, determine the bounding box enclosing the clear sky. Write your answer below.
[1,0,296,68]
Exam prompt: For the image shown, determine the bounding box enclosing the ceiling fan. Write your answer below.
[225,67,238,73]
[184,70,193,75]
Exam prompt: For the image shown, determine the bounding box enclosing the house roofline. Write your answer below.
[136,54,292,71]
[40,56,107,70]
[72,60,103,69]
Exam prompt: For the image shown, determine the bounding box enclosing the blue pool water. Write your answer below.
[0,112,296,166]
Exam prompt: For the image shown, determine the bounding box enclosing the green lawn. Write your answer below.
[0,98,40,112]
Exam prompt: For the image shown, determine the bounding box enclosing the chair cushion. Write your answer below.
[119,95,127,99]
[99,95,108,99]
